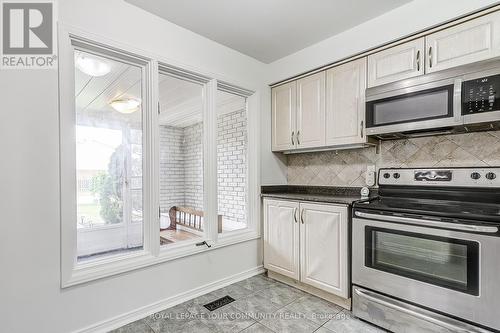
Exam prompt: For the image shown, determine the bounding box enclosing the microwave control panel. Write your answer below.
[462,74,500,114]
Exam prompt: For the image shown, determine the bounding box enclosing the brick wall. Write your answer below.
[217,109,247,225]
[159,126,185,210]
[158,109,247,225]
[183,122,204,210]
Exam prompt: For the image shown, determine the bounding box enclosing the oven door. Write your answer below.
[352,213,500,331]
[365,77,462,136]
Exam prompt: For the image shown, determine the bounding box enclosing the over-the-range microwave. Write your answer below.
[365,58,500,139]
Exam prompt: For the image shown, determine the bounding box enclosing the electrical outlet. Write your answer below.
[366,165,376,186]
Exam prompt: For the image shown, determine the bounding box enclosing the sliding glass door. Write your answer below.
[74,49,145,262]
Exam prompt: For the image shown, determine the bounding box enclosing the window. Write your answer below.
[74,49,145,262]
[216,89,248,233]
[158,71,205,247]
[60,29,259,287]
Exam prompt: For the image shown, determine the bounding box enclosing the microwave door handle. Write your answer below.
[353,288,478,333]
[354,211,498,233]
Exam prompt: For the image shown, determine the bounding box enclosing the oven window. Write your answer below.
[365,227,479,295]
[366,85,454,127]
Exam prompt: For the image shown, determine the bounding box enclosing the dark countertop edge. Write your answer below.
[261,185,378,205]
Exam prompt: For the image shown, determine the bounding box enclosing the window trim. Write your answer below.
[59,26,261,288]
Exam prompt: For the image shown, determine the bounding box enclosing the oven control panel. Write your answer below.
[462,74,500,114]
[379,168,500,187]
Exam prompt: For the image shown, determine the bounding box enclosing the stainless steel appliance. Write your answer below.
[365,58,500,139]
[352,167,500,333]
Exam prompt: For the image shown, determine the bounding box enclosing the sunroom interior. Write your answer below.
[75,50,249,261]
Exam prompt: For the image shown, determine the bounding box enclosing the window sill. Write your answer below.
[62,230,261,288]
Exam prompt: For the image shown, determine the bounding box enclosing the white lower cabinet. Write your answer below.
[299,202,349,298]
[263,199,300,280]
[263,199,349,299]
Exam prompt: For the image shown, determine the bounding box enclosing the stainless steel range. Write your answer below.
[352,167,500,333]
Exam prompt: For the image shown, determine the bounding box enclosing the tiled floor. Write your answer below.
[110,274,384,333]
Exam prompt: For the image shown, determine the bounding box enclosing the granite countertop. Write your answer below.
[261,185,377,205]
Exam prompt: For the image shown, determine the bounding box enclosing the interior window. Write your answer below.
[217,89,248,233]
[74,49,144,262]
[158,72,205,247]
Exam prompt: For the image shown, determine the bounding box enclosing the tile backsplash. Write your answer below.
[287,131,500,187]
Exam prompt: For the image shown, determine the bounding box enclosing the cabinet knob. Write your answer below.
[486,172,496,180]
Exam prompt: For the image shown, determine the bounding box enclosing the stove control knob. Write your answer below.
[393,172,401,179]
[471,172,481,180]
[383,173,391,179]
[486,172,497,180]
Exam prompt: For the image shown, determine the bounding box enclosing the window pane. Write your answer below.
[217,90,248,233]
[158,72,204,246]
[75,49,143,262]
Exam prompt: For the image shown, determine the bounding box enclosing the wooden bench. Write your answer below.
[168,206,222,233]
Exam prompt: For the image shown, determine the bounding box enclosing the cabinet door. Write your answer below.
[263,199,300,280]
[299,202,348,298]
[367,38,424,87]
[326,58,367,146]
[426,11,500,74]
[272,82,296,151]
[296,72,326,149]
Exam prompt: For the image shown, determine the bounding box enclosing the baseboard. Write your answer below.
[73,265,265,333]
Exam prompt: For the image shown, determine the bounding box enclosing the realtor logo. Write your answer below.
[1,1,56,69]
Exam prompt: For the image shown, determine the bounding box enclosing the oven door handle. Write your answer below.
[355,211,498,233]
[353,288,485,333]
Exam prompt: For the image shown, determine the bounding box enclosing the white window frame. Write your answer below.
[59,26,261,287]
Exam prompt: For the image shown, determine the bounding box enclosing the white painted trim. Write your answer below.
[59,25,262,287]
[72,265,265,333]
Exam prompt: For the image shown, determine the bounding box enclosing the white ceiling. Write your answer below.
[75,53,245,129]
[158,73,246,127]
[125,0,411,63]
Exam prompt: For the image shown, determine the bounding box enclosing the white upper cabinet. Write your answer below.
[272,81,296,151]
[299,203,349,298]
[263,199,300,280]
[296,72,326,149]
[326,58,367,146]
[367,38,424,87]
[426,11,500,74]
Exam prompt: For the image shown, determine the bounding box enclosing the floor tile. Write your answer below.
[218,282,256,299]
[198,304,256,332]
[240,322,275,333]
[158,319,213,333]
[322,310,384,333]
[256,281,305,306]
[144,304,198,332]
[283,294,343,325]
[259,308,320,333]
[108,319,154,333]
[111,274,386,333]
[232,274,278,292]
[231,292,282,321]
[314,327,334,333]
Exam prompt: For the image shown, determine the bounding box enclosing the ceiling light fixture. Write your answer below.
[110,98,141,114]
[75,54,111,77]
